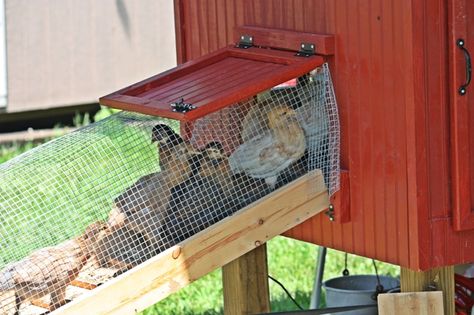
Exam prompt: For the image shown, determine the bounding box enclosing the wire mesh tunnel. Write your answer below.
[0,64,338,314]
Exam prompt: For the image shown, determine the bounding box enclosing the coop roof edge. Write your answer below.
[99,45,325,121]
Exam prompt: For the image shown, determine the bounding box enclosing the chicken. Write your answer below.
[0,222,107,314]
[197,142,233,189]
[107,172,159,229]
[108,171,170,228]
[197,142,273,210]
[101,127,205,266]
[91,225,156,271]
[228,173,273,209]
[189,102,253,155]
[229,105,306,188]
[100,167,194,269]
[295,98,329,155]
[164,142,238,244]
[151,123,198,171]
[108,124,198,229]
[240,99,273,142]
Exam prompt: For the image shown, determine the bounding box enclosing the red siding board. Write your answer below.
[174,0,474,270]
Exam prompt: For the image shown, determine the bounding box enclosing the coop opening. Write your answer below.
[0,35,339,314]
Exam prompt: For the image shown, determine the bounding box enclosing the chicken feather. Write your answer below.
[229,105,306,188]
[0,222,107,314]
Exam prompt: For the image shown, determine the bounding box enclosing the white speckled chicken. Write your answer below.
[0,222,107,314]
[295,99,329,153]
[229,105,306,188]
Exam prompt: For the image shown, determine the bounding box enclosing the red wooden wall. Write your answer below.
[174,0,474,271]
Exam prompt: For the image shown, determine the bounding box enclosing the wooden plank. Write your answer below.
[378,292,444,315]
[180,64,279,105]
[100,46,230,98]
[52,171,329,315]
[159,62,278,104]
[227,47,304,65]
[222,245,270,315]
[234,26,335,56]
[140,57,250,99]
[401,266,455,315]
[70,280,97,291]
[173,0,186,64]
[184,54,323,121]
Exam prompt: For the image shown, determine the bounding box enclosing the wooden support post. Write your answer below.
[400,266,455,315]
[222,244,270,315]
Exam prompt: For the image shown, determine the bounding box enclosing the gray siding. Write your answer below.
[5,0,176,112]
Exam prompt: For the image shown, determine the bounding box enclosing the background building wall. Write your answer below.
[4,0,176,113]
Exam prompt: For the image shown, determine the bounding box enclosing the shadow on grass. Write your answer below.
[143,291,314,315]
[271,290,311,312]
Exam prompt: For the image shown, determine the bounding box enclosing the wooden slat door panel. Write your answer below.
[450,0,474,230]
[99,45,324,121]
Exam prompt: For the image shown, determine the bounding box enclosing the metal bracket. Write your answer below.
[295,43,315,57]
[325,204,335,221]
[170,98,196,113]
[236,34,253,49]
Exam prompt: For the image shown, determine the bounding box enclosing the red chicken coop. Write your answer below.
[94,0,474,314]
[166,1,471,314]
[0,1,472,315]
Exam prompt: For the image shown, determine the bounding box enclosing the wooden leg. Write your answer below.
[400,266,455,315]
[222,244,270,315]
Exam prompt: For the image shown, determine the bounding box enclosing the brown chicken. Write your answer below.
[151,123,198,171]
[108,125,198,229]
[240,99,274,142]
[91,224,157,271]
[100,168,194,269]
[0,222,107,314]
[164,142,237,244]
[229,105,306,188]
[101,127,204,268]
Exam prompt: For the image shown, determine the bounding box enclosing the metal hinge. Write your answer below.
[295,43,315,57]
[236,34,253,49]
[325,204,335,221]
[170,98,196,113]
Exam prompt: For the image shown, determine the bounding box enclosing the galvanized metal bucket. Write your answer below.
[323,275,400,315]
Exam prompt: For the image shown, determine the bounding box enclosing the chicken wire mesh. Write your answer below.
[0,63,338,314]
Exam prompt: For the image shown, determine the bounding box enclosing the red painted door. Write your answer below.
[450,0,474,230]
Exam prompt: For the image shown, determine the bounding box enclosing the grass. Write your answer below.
[0,112,164,265]
[0,112,400,314]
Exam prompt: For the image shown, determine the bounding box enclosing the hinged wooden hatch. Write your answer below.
[99,27,333,121]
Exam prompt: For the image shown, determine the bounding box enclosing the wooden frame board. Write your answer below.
[52,171,329,315]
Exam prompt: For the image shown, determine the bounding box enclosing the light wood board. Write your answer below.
[378,292,444,315]
[401,266,454,315]
[52,170,329,315]
[222,244,270,315]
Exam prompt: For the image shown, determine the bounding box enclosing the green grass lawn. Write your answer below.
[0,113,399,314]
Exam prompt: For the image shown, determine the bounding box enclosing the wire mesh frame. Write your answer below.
[0,63,339,314]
